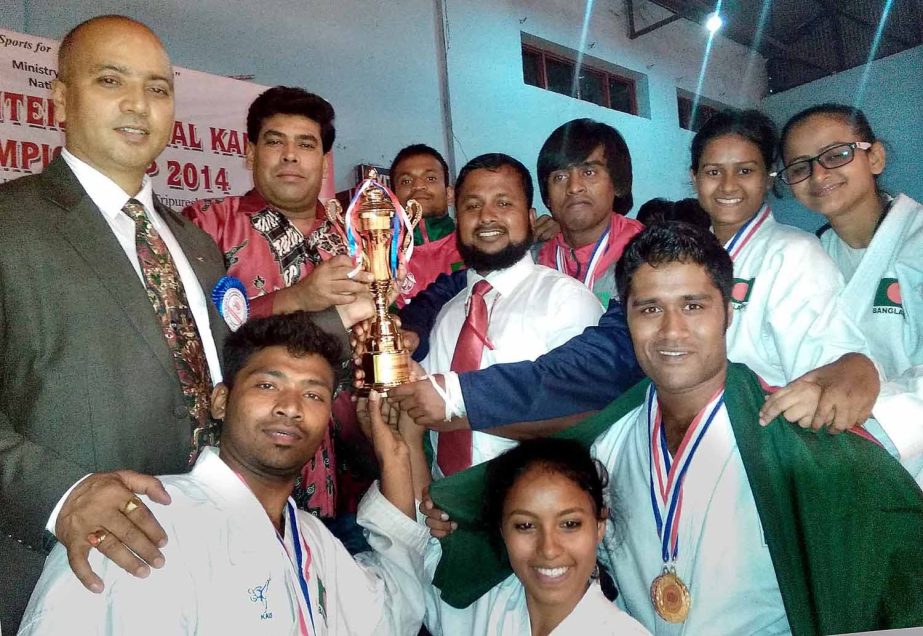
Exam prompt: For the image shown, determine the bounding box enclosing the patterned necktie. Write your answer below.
[437,279,494,476]
[123,199,213,460]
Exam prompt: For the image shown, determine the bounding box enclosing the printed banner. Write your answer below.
[0,28,335,208]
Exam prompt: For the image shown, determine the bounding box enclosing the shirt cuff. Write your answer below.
[441,372,467,419]
[46,474,91,536]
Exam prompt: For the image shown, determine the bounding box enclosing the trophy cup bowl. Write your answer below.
[327,170,422,394]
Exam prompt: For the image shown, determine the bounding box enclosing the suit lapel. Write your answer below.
[41,158,178,381]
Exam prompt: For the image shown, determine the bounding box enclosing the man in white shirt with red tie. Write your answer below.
[409,153,603,479]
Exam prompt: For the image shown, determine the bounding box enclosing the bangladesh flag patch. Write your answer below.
[731,277,754,307]
[873,278,904,315]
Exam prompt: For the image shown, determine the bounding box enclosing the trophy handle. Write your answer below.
[400,199,424,259]
[325,198,346,227]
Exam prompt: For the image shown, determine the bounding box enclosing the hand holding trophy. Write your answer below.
[327,170,422,394]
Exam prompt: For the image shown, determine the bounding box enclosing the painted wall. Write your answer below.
[1,0,767,203]
[762,44,923,232]
[442,0,767,214]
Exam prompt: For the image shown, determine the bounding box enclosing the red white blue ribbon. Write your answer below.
[343,178,415,278]
[279,501,316,636]
[722,204,770,262]
[647,385,725,563]
[555,223,611,289]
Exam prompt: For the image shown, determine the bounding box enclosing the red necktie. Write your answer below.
[437,279,493,476]
[123,199,214,462]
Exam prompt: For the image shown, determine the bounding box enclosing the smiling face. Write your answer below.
[392,153,453,218]
[210,345,335,481]
[546,145,618,247]
[691,134,771,244]
[626,261,729,403]
[781,114,885,223]
[456,165,535,273]
[52,18,174,194]
[247,113,328,218]
[501,466,605,621]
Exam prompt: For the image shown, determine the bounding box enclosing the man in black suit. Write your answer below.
[0,15,357,631]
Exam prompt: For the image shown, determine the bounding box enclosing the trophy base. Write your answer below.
[358,349,411,395]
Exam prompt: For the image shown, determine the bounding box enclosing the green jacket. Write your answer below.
[429,363,923,635]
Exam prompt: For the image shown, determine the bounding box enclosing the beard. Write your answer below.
[457,226,534,273]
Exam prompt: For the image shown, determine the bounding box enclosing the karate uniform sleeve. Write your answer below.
[341,481,430,635]
[873,366,923,461]
[18,541,196,635]
[399,269,468,361]
[763,237,873,381]
[459,300,643,430]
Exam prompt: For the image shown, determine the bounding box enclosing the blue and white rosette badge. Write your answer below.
[212,276,249,332]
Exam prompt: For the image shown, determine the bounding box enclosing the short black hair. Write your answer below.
[247,86,336,153]
[537,118,633,214]
[636,197,711,229]
[780,103,878,153]
[221,311,343,390]
[389,144,450,185]
[690,109,777,173]
[483,438,608,552]
[455,153,534,209]
[615,222,733,308]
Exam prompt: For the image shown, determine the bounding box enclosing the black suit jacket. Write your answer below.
[0,157,229,630]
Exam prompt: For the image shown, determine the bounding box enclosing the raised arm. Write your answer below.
[398,269,468,361]
[460,300,642,429]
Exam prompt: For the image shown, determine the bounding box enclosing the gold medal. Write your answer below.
[650,569,691,623]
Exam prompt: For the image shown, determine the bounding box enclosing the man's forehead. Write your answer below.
[238,347,334,381]
[459,168,523,198]
[395,154,442,175]
[629,261,719,297]
[259,114,321,137]
[554,145,607,171]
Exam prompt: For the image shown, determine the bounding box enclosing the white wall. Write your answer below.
[442,0,767,213]
[762,45,923,232]
[1,0,767,203]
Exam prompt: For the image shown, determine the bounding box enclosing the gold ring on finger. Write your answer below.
[124,495,142,515]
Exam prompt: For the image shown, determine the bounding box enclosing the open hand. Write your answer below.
[55,470,171,593]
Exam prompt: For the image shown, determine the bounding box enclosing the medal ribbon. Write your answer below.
[279,501,317,636]
[722,204,770,262]
[647,385,725,563]
[555,223,611,289]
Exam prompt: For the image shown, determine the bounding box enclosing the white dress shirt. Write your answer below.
[61,149,222,381]
[422,254,604,474]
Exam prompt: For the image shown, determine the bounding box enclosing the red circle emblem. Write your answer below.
[887,281,902,305]
[732,281,749,302]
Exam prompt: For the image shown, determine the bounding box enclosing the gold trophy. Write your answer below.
[326,169,422,393]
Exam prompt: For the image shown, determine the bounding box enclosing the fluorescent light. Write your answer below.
[705,12,723,33]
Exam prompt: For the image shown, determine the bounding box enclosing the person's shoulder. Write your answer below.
[0,172,46,216]
[531,264,601,300]
[181,194,243,220]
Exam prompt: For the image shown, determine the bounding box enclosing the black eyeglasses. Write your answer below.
[772,142,872,185]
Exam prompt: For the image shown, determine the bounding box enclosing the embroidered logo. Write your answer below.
[731,277,754,308]
[317,577,328,626]
[249,577,273,620]
[873,278,904,315]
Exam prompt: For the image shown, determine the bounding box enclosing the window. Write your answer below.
[677,91,722,132]
[522,43,639,116]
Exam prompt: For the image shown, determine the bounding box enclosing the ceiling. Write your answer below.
[625,0,923,93]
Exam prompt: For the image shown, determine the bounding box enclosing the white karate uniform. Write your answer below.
[19,448,429,636]
[821,193,923,481]
[592,391,790,635]
[724,207,872,388]
[423,253,604,476]
[420,567,650,636]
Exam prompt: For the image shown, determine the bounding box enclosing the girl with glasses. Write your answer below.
[688,109,877,431]
[780,104,923,484]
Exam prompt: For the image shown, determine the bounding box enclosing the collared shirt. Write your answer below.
[424,253,604,471]
[21,448,429,636]
[61,149,221,381]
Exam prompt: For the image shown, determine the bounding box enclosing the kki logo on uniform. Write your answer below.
[731,277,754,308]
[873,278,904,315]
